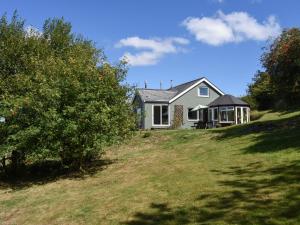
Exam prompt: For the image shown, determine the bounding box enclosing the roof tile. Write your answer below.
[208,95,249,107]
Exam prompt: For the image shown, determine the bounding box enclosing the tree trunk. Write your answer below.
[10,150,25,175]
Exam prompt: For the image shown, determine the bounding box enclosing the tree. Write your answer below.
[247,71,274,110]
[241,95,257,110]
[262,28,300,107]
[0,12,135,171]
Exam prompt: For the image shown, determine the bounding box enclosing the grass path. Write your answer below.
[1,110,300,224]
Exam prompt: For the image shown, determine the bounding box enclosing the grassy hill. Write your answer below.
[1,110,300,225]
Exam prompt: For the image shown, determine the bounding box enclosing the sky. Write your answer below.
[0,0,299,96]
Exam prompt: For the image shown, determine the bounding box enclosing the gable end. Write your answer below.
[169,78,224,103]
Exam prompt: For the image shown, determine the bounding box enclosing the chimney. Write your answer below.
[160,80,162,90]
[170,80,173,89]
[144,80,148,89]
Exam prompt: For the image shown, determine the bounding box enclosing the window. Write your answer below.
[153,105,169,125]
[213,108,218,121]
[236,107,242,124]
[236,107,249,124]
[154,106,161,125]
[220,107,234,122]
[162,105,169,125]
[199,86,209,97]
[188,108,198,121]
[242,107,248,123]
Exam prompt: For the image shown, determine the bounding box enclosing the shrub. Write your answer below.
[250,110,266,121]
[0,13,136,171]
[142,132,151,138]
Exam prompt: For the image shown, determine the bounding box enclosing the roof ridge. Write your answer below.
[138,88,177,92]
[168,77,204,90]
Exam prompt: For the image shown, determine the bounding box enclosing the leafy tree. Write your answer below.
[247,71,274,110]
[241,95,257,110]
[262,28,300,107]
[0,12,135,171]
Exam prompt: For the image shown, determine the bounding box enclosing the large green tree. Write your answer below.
[262,28,300,107]
[0,12,135,171]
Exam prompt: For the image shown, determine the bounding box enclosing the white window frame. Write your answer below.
[235,106,242,124]
[235,106,250,124]
[187,108,199,121]
[198,86,210,97]
[242,107,250,123]
[152,104,170,126]
[212,107,219,121]
[247,108,251,123]
[220,106,235,123]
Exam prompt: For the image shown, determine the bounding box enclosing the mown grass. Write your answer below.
[1,110,300,225]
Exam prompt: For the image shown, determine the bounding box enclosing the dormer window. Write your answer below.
[198,86,209,97]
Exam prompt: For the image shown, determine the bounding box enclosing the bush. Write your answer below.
[250,110,266,121]
[142,132,151,138]
[0,13,136,171]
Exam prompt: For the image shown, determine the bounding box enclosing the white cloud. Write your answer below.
[116,37,189,66]
[122,51,161,66]
[182,17,234,46]
[182,11,281,46]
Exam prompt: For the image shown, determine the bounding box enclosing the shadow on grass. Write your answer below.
[124,160,300,224]
[212,112,300,153]
[0,158,115,190]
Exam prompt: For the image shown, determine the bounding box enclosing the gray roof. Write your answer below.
[208,94,249,107]
[168,77,203,93]
[137,89,177,102]
[137,77,204,102]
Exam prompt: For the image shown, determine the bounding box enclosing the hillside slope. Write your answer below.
[1,110,300,225]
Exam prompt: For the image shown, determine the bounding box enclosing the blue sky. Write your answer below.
[1,0,299,96]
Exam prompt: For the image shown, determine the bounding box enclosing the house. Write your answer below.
[133,77,250,129]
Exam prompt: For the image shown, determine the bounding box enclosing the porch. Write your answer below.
[191,95,250,129]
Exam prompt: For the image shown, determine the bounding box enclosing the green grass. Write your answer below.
[1,110,300,224]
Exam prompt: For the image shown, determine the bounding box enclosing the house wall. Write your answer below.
[170,82,221,129]
[143,81,222,129]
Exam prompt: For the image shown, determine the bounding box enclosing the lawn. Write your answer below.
[1,110,300,225]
